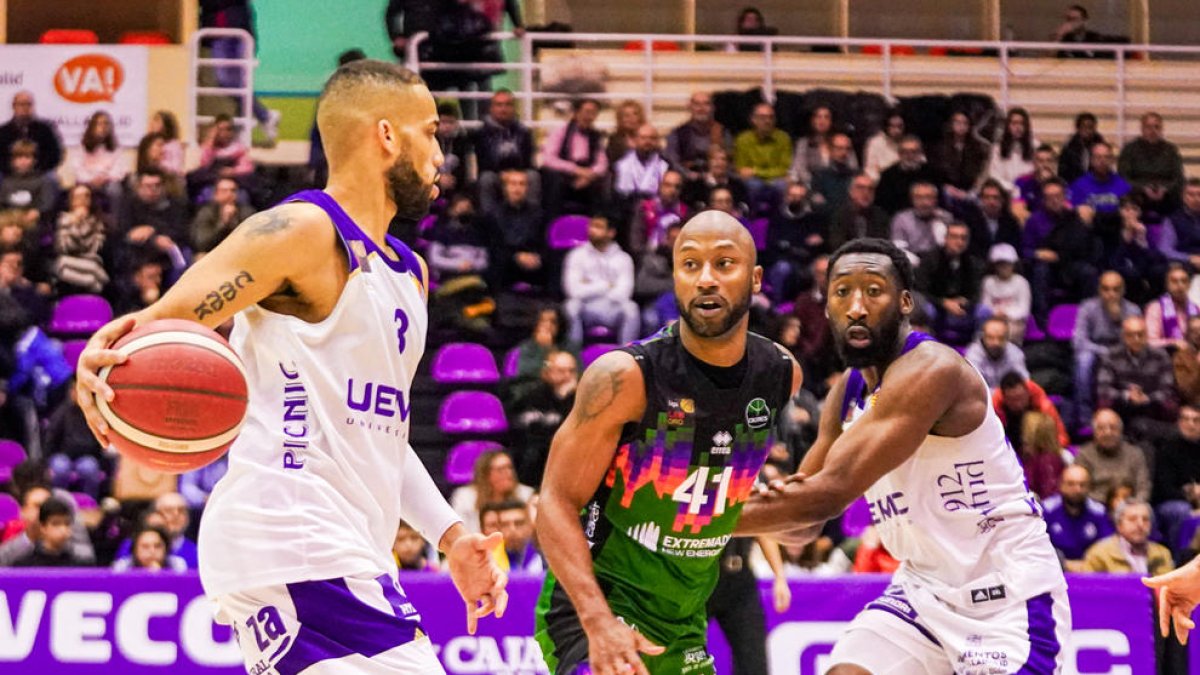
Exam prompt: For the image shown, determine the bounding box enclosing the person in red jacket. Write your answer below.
[993,371,1071,448]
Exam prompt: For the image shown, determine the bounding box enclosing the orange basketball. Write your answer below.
[96,319,248,474]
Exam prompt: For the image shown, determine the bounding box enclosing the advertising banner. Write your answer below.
[0,46,149,147]
[0,571,1158,674]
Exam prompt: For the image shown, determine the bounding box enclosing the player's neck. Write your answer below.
[860,326,913,390]
[678,319,748,367]
[324,175,393,246]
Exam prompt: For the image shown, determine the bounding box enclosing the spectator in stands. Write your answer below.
[1108,196,1166,306]
[916,222,986,343]
[72,111,126,207]
[435,100,473,199]
[1097,316,1178,435]
[1119,112,1185,217]
[190,114,255,198]
[614,124,669,202]
[733,103,792,207]
[563,214,639,345]
[1174,316,1200,406]
[134,133,184,199]
[540,99,607,219]
[44,382,107,499]
[1074,271,1143,420]
[790,106,856,188]
[633,170,688,254]
[863,111,904,182]
[200,0,280,141]
[1025,178,1101,321]
[180,455,228,513]
[966,317,1028,389]
[1077,408,1152,502]
[959,179,1022,260]
[148,110,185,178]
[191,177,254,255]
[666,92,729,181]
[1020,411,1066,500]
[112,525,187,572]
[0,140,56,227]
[606,100,647,168]
[52,185,108,295]
[484,170,545,291]
[112,257,167,315]
[809,133,858,212]
[1043,464,1114,571]
[386,0,439,61]
[635,220,682,331]
[1146,262,1199,350]
[0,483,50,565]
[1071,141,1130,224]
[828,172,889,251]
[790,256,834,386]
[933,111,990,197]
[1153,404,1200,548]
[511,350,577,487]
[980,244,1031,343]
[1083,499,1173,574]
[1059,112,1103,185]
[11,497,85,567]
[394,520,439,572]
[1012,144,1059,219]
[0,92,62,173]
[481,499,543,572]
[708,187,748,224]
[116,169,188,273]
[730,6,778,51]
[1159,178,1200,268]
[876,135,940,216]
[993,371,1070,449]
[450,450,535,534]
[514,306,580,384]
[427,192,488,282]
[113,492,198,569]
[681,146,749,212]
[764,182,825,303]
[987,108,1037,195]
[475,89,538,216]
[1055,4,1107,58]
[891,181,953,261]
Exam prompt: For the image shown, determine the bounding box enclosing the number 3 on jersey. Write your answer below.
[673,467,734,516]
[393,309,409,355]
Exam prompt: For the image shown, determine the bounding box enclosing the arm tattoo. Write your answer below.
[193,270,255,320]
[574,364,624,426]
[243,210,291,238]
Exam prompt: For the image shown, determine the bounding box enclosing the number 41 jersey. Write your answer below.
[545,326,793,641]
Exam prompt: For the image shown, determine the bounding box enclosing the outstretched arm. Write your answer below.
[535,351,663,675]
[737,349,971,535]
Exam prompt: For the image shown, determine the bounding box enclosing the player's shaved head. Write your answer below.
[317,60,433,166]
[675,210,757,266]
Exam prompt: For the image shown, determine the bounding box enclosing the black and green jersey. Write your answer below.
[536,326,793,674]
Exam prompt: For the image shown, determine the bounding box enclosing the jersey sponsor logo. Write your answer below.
[660,533,731,558]
[345,378,410,438]
[711,431,733,455]
[279,362,309,470]
[867,492,908,525]
[666,399,694,427]
[968,584,1007,604]
[627,522,660,553]
[937,460,991,513]
[680,398,695,414]
[745,397,771,428]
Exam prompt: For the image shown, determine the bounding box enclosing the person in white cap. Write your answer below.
[979,243,1031,343]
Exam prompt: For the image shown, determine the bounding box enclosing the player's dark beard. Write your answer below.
[387,154,434,221]
[676,285,752,338]
[833,303,903,368]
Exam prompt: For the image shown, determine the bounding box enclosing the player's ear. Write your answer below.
[377,119,398,155]
[899,289,914,316]
[752,265,763,294]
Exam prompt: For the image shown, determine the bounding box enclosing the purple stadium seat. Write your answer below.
[775,302,795,315]
[445,440,504,485]
[747,218,769,251]
[49,295,113,336]
[61,339,88,370]
[0,493,18,523]
[431,343,500,384]
[1024,315,1046,342]
[581,343,619,368]
[0,440,27,483]
[438,391,508,434]
[503,348,520,379]
[584,324,615,342]
[71,492,99,510]
[1047,304,1078,342]
[547,215,590,250]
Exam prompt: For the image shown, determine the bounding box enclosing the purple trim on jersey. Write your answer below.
[284,190,420,277]
[863,584,942,648]
[1016,593,1060,674]
[865,600,942,647]
[273,577,421,675]
[839,331,936,420]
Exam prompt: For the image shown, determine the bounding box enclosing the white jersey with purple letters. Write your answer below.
[829,331,1070,674]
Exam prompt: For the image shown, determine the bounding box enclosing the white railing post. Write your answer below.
[643,38,655,116]
[406,32,427,74]
[882,42,893,101]
[1116,48,1127,146]
[190,27,257,147]
[520,32,535,125]
[998,42,1011,112]
[763,38,775,103]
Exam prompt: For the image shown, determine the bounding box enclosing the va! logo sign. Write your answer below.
[54,54,125,103]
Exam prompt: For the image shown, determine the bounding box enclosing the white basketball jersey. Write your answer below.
[840,333,1064,607]
[199,191,428,597]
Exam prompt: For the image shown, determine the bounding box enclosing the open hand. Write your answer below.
[445,530,509,635]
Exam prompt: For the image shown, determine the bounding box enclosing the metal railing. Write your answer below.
[406,31,1200,145]
[189,28,257,146]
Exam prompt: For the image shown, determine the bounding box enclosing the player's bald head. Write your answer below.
[674,210,757,265]
[316,60,433,163]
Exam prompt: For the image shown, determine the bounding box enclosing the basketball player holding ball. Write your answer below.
[76,61,507,674]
